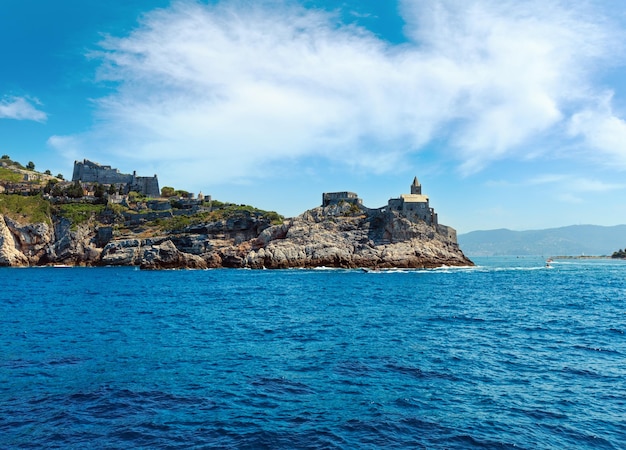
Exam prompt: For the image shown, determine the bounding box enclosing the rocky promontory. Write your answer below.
[0,202,472,269]
[0,157,473,269]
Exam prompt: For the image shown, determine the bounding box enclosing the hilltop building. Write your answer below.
[322,191,362,207]
[72,159,160,197]
[323,177,439,227]
[387,177,438,226]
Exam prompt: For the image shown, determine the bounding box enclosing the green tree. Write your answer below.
[56,173,64,180]
[161,186,176,197]
[94,183,106,199]
[26,161,35,170]
[44,169,52,175]
[108,184,117,195]
[128,191,144,202]
[51,184,64,197]
[43,179,58,194]
[65,180,84,198]
[1,155,9,160]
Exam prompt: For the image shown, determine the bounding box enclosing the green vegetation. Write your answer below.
[106,202,129,215]
[347,202,362,216]
[153,214,202,232]
[55,203,106,228]
[0,194,51,224]
[0,157,285,236]
[65,180,84,198]
[161,186,176,197]
[0,167,24,183]
[611,248,626,258]
[207,203,283,224]
[161,186,192,198]
[127,191,146,202]
[94,183,106,199]
[150,202,283,233]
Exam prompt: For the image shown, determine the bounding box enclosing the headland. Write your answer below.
[0,157,472,269]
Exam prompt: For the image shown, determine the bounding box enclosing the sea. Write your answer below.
[1,256,625,449]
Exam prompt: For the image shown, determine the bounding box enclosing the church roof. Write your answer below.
[401,194,429,203]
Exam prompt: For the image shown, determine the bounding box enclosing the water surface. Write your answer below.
[1,257,625,448]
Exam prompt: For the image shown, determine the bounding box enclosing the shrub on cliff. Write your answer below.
[55,203,106,229]
[0,194,51,224]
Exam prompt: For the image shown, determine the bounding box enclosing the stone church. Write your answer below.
[322,177,439,227]
[386,177,438,226]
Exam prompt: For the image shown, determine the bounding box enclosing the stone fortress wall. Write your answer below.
[72,159,160,197]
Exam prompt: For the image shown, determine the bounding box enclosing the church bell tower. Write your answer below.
[410,176,422,195]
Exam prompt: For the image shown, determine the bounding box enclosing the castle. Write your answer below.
[322,177,438,226]
[72,159,160,197]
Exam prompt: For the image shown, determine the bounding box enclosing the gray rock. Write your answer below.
[101,239,142,266]
[0,203,472,269]
[139,240,208,270]
[0,215,30,266]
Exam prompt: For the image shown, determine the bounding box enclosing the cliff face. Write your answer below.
[242,205,471,269]
[0,214,102,266]
[0,203,472,269]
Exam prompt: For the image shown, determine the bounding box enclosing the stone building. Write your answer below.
[387,177,438,226]
[72,159,160,197]
[322,191,362,207]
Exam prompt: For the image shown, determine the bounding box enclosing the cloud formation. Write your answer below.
[51,0,625,188]
[569,93,626,168]
[0,96,47,122]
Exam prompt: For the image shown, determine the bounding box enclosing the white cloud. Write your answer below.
[574,178,626,192]
[0,96,47,122]
[47,135,83,162]
[400,0,617,173]
[527,174,570,186]
[556,193,584,204]
[51,0,624,189]
[569,92,626,168]
[528,173,625,191]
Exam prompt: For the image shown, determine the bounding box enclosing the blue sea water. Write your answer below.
[1,257,625,449]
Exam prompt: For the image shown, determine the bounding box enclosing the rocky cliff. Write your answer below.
[0,203,472,269]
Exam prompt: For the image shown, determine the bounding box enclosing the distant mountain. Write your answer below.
[458,225,626,256]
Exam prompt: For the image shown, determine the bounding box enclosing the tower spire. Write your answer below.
[411,176,421,195]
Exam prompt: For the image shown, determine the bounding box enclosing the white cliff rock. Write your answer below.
[0,215,29,266]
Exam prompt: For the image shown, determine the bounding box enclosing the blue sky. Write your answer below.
[2,0,626,233]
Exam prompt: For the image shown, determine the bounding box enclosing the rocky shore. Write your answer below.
[0,202,472,269]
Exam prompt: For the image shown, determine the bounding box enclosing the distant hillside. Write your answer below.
[458,225,626,256]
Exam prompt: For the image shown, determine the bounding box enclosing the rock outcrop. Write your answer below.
[0,214,102,267]
[0,215,30,266]
[0,204,472,269]
[243,204,471,269]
